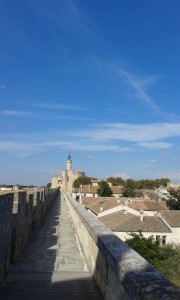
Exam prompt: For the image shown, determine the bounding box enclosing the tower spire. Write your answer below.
[68,153,71,161]
[66,153,72,170]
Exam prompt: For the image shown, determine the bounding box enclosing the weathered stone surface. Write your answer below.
[0,194,102,300]
[0,193,14,280]
[63,192,180,300]
[0,188,58,281]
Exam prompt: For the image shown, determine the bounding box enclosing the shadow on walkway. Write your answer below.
[0,193,102,299]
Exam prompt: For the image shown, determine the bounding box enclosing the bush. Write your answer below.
[125,232,160,264]
[126,233,180,287]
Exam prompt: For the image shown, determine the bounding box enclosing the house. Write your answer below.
[98,211,173,245]
[80,196,180,245]
[81,197,168,217]
[72,185,123,199]
[155,210,180,244]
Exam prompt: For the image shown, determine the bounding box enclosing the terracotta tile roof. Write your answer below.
[89,199,125,215]
[99,212,171,233]
[82,197,117,209]
[158,210,180,227]
[81,197,168,213]
[128,200,168,211]
[111,186,123,194]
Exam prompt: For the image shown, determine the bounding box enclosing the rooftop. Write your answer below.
[99,211,171,233]
[158,210,180,227]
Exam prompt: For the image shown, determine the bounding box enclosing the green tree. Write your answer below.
[166,188,180,210]
[97,181,113,197]
[73,176,92,188]
[125,232,160,264]
[46,183,52,188]
[122,179,136,197]
[106,176,124,186]
[126,233,180,287]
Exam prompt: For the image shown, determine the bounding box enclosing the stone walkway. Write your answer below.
[0,194,102,299]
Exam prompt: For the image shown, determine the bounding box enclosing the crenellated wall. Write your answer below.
[63,192,180,300]
[0,188,59,281]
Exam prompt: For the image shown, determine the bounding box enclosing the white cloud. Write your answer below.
[0,139,131,157]
[35,102,86,111]
[69,122,180,143]
[0,85,6,89]
[0,121,179,157]
[149,160,157,163]
[119,70,160,112]
[88,155,95,159]
[0,110,31,116]
[12,101,86,111]
[138,142,172,149]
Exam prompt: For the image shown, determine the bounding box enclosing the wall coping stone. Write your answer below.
[64,192,180,299]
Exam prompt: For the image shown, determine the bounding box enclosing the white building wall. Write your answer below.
[115,231,173,244]
[168,228,180,244]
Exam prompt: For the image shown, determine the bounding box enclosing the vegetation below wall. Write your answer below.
[166,188,180,210]
[126,233,180,287]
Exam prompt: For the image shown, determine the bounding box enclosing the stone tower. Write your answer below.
[66,153,72,170]
[51,154,84,192]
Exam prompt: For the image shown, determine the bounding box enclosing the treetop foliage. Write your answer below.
[106,176,124,186]
[166,188,180,210]
[97,180,113,197]
[122,178,170,197]
[126,232,160,264]
[126,232,180,287]
[73,176,92,188]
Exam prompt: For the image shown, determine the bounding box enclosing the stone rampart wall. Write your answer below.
[63,192,180,300]
[0,188,59,281]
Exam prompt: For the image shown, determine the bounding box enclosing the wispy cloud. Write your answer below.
[119,70,160,113]
[0,110,31,116]
[1,121,180,156]
[12,101,86,111]
[88,155,95,159]
[149,160,157,164]
[0,85,6,89]
[138,142,172,149]
[69,122,180,143]
[27,0,91,36]
[0,139,132,157]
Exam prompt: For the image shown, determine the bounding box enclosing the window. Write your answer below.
[156,235,160,245]
[162,236,166,245]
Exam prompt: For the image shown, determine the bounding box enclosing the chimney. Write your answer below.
[124,206,127,214]
[140,210,144,221]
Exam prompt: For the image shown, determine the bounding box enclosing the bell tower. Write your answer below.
[66,153,72,170]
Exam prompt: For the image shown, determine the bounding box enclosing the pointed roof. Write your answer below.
[67,153,72,161]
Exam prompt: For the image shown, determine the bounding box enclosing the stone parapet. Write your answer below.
[0,188,59,281]
[63,192,180,300]
[0,193,14,280]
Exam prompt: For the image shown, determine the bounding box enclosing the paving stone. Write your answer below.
[0,194,102,299]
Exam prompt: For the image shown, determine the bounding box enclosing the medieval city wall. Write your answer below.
[63,192,180,300]
[0,188,59,281]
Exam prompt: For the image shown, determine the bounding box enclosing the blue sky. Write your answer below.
[0,0,180,186]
